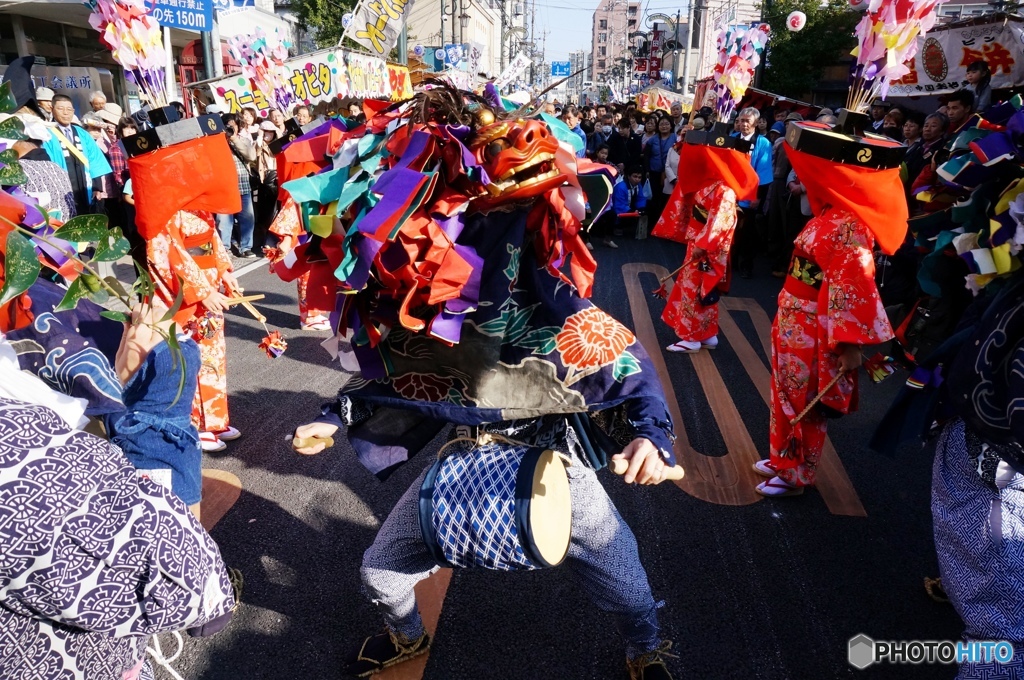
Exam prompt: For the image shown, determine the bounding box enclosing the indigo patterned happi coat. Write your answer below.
[0,396,235,680]
[769,208,894,486]
[333,208,675,477]
[4,279,124,416]
[661,181,738,343]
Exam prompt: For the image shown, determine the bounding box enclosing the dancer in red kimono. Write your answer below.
[148,209,241,453]
[661,129,759,352]
[753,118,908,496]
[266,196,332,331]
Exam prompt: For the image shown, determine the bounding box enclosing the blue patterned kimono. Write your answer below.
[0,396,235,680]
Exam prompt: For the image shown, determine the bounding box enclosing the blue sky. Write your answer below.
[538,0,693,62]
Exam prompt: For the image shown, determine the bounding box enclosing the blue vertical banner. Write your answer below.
[147,0,214,30]
[443,43,467,69]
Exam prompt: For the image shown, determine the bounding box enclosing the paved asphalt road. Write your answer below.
[170,237,964,680]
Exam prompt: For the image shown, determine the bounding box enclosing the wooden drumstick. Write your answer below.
[790,371,846,426]
[610,458,685,480]
[223,294,266,306]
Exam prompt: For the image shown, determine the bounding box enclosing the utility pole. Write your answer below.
[673,9,680,91]
[529,0,536,87]
[682,0,694,93]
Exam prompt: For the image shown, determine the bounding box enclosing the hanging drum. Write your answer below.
[419,443,572,570]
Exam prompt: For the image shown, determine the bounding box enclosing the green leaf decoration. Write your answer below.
[514,326,560,355]
[0,156,27,186]
[133,266,155,301]
[54,276,89,311]
[167,324,186,406]
[0,81,16,114]
[54,214,109,243]
[159,276,184,323]
[612,350,642,383]
[100,310,130,323]
[92,226,130,262]
[86,286,109,305]
[103,275,129,298]
[0,115,27,141]
[0,231,41,305]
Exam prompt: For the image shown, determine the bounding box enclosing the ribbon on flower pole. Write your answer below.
[710,22,770,120]
[86,0,168,106]
[848,0,944,110]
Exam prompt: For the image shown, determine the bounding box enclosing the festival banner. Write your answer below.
[493,52,531,91]
[210,50,344,114]
[387,64,414,100]
[344,0,416,58]
[346,52,393,99]
[888,17,1024,97]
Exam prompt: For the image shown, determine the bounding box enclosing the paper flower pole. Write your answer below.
[848,0,943,110]
[86,0,168,107]
[226,28,296,114]
[710,22,770,120]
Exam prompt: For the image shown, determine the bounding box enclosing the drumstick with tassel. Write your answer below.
[227,292,289,358]
[651,256,698,299]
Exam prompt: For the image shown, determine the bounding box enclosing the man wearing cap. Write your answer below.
[35,87,54,121]
[42,94,113,216]
[869,98,890,132]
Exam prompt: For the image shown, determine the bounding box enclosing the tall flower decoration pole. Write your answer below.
[710,22,770,121]
[86,0,169,107]
[848,0,944,112]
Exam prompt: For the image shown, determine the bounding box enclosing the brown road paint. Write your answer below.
[623,263,866,517]
[373,569,453,680]
[200,469,243,531]
[364,262,868,680]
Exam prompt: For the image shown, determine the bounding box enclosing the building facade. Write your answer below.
[590,0,640,84]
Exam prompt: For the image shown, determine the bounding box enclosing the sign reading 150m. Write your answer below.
[148,0,213,31]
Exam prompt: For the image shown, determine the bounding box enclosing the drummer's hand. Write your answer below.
[293,422,338,455]
[613,438,669,485]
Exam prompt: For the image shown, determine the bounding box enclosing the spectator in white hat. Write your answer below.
[35,86,54,121]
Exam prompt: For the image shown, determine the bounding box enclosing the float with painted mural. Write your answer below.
[200,48,413,115]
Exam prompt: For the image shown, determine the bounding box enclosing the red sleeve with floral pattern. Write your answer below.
[816,211,894,351]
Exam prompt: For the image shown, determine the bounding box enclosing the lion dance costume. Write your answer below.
[284,87,680,680]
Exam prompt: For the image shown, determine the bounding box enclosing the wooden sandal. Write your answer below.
[755,477,804,497]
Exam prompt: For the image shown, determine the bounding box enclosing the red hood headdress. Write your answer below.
[673,128,759,201]
[783,119,908,254]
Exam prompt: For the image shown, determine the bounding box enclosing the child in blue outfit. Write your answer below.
[612,165,648,239]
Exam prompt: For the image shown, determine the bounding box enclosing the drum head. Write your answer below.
[527,450,571,566]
